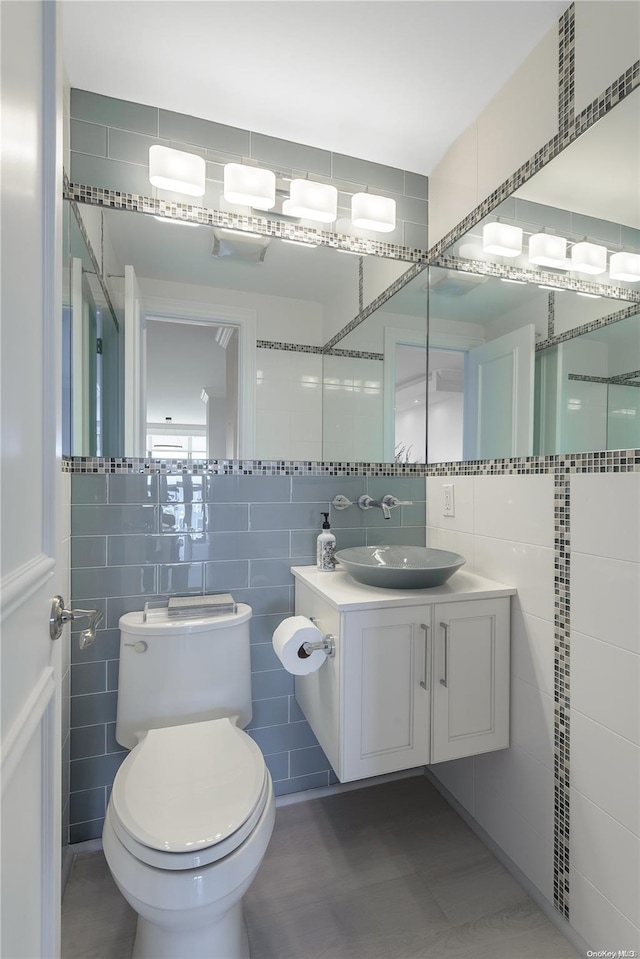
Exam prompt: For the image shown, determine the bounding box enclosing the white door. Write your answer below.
[1,2,64,957]
[463,324,535,459]
[124,264,147,456]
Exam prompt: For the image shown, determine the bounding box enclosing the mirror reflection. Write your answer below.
[63,200,419,462]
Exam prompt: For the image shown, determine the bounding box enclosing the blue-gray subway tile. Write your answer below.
[274,771,330,797]
[366,477,426,502]
[159,504,205,533]
[71,474,107,504]
[158,563,203,594]
[69,818,104,844]
[108,474,158,504]
[571,212,621,245]
[204,560,249,591]
[159,109,249,156]
[250,643,281,673]
[246,697,289,730]
[70,152,151,195]
[404,171,429,201]
[289,695,306,723]
[250,133,331,177]
[69,786,106,826]
[72,626,119,665]
[249,559,296,588]
[70,724,106,761]
[290,530,320,557]
[71,691,118,728]
[207,504,249,532]
[72,565,156,600]
[332,154,404,194]
[206,531,290,561]
[361,507,401,529]
[250,614,289,646]
[70,750,127,792]
[404,222,429,250]
[158,474,206,504]
[391,193,428,226]
[70,119,108,158]
[106,723,124,754]
[107,534,201,566]
[248,719,318,755]
[250,502,327,531]
[108,127,158,165]
[264,752,289,782]
[291,476,361,504]
[107,660,119,691]
[232,586,291,617]
[71,662,107,696]
[289,745,330,778]
[512,198,570,234]
[328,769,341,785]
[70,90,158,135]
[251,668,294,701]
[326,528,366,552]
[72,504,157,536]
[207,476,290,504]
[71,536,107,568]
[621,224,640,251]
[329,507,365,530]
[106,595,161,629]
[365,526,425,547]
[400,502,427,526]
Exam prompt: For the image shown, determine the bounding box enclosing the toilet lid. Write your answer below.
[111,718,266,854]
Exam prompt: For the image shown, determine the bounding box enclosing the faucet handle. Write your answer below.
[331,494,353,510]
[382,494,413,509]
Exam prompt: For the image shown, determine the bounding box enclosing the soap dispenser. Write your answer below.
[317,512,336,571]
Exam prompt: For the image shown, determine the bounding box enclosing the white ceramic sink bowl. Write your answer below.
[335,546,466,589]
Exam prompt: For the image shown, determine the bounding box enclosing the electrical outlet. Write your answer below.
[443,483,455,517]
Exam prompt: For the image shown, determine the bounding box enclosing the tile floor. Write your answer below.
[61,775,580,959]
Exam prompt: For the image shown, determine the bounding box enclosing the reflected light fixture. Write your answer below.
[351,193,396,233]
[570,241,607,275]
[482,221,523,257]
[223,163,276,210]
[284,179,337,223]
[528,233,568,269]
[576,292,602,299]
[609,251,640,282]
[148,145,206,197]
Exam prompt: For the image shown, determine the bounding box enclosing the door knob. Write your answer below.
[50,595,103,648]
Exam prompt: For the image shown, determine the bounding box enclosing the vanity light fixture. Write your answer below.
[351,193,396,233]
[528,233,568,269]
[281,238,318,248]
[284,179,338,223]
[570,240,607,275]
[223,163,276,210]
[609,251,640,282]
[148,146,206,197]
[482,221,523,258]
[500,278,526,285]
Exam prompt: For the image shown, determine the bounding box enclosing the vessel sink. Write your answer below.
[334,546,466,589]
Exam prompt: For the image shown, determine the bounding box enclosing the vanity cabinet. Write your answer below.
[293,568,514,783]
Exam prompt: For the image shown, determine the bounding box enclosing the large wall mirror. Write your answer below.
[427,85,640,462]
[63,200,424,462]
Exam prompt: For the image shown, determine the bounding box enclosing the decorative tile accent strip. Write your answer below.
[69,201,120,332]
[358,256,364,312]
[548,292,555,339]
[553,464,571,920]
[255,340,384,361]
[569,372,640,387]
[66,183,428,264]
[536,302,640,353]
[324,348,384,361]
[558,4,575,139]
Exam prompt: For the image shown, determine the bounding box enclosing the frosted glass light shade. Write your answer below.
[286,179,337,223]
[482,222,523,257]
[571,241,607,275]
[351,193,396,232]
[148,146,206,197]
[528,233,568,268]
[609,251,640,282]
[223,163,276,210]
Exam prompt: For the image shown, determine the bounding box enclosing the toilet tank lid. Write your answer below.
[119,602,252,634]
[111,718,266,853]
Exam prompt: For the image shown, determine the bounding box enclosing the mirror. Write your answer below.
[63,200,420,461]
[433,85,640,461]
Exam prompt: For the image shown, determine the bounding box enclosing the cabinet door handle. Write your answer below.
[439,622,449,687]
[419,623,429,689]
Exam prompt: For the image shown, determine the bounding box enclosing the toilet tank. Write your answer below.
[115,604,252,750]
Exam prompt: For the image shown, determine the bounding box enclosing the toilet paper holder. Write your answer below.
[301,617,336,659]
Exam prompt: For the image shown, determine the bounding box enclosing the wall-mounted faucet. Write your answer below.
[50,596,104,649]
[357,493,413,520]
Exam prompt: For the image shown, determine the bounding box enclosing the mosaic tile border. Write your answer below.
[65,183,428,264]
[536,302,640,353]
[256,340,384,361]
[569,372,640,387]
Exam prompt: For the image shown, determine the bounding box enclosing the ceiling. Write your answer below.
[61,0,568,175]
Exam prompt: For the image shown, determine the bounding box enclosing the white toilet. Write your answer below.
[102,603,275,959]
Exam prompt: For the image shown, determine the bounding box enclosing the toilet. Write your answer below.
[102,603,275,959]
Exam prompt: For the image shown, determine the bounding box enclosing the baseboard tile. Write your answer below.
[275,767,423,807]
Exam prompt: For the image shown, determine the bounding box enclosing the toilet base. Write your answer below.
[132,903,249,959]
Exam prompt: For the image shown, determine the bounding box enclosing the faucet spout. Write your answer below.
[357,494,392,519]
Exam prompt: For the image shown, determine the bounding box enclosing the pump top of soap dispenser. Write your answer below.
[321,513,330,529]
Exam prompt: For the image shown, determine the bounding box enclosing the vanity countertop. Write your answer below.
[291,565,516,611]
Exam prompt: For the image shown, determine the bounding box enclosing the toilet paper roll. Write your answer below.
[272,616,326,675]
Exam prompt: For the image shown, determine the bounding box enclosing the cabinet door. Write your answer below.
[341,606,431,781]
[432,599,510,763]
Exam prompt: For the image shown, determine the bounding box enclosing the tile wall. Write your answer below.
[67,472,426,842]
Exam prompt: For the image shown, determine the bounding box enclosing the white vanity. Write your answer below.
[292,566,516,783]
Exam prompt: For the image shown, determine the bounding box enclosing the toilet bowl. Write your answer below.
[103,718,275,959]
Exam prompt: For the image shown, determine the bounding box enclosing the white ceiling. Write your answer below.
[61,0,568,175]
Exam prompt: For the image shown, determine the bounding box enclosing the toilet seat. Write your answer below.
[110,718,268,870]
